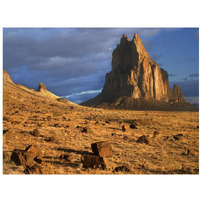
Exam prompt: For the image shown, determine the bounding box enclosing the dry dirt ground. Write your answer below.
[3,80,199,174]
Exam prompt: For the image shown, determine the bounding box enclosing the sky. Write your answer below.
[3,28,199,104]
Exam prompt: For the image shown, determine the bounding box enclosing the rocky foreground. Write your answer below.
[3,70,199,174]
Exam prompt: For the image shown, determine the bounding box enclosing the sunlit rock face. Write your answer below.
[81,34,197,111]
[102,34,171,102]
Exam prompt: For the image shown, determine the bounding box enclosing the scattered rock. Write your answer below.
[153,131,159,138]
[81,155,104,169]
[182,149,190,156]
[45,136,56,142]
[11,150,25,165]
[32,129,41,137]
[81,127,87,133]
[24,164,43,174]
[113,165,132,173]
[91,142,112,158]
[173,134,183,141]
[11,145,43,167]
[59,153,72,161]
[3,116,11,122]
[54,123,61,127]
[3,151,11,162]
[47,116,52,121]
[111,133,118,138]
[136,135,149,144]
[122,125,128,132]
[130,123,137,129]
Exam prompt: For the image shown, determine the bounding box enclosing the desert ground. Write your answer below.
[3,78,199,174]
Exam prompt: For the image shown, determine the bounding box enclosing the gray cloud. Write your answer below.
[189,73,199,78]
[3,28,161,99]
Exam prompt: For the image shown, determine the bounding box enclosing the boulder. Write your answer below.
[81,155,104,169]
[11,150,25,165]
[136,135,149,144]
[91,142,112,157]
[11,145,43,167]
[130,123,137,129]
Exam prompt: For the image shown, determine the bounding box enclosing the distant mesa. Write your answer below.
[81,34,197,111]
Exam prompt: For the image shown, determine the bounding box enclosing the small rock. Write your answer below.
[47,116,52,121]
[122,125,127,132]
[81,128,87,133]
[113,165,132,173]
[54,123,61,127]
[111,133,118,138]
[76,125,81,128]
[59,153,72,161]
[45,136,56,142]
[130,123,137,129]
[32,129,41,137]
[3,151,10,162]
[173,134,183,141]
[81,155,104,169]
[106,120,111,124]
[24,164,43,174]
[91,142,112,158]
[153,131,159,138]
[136,135,149,144]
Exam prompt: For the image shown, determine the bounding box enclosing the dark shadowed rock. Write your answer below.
[11,150,25,165]
[113,165,132,173]
[81,127,87,133]
[130,123,137,129]
[153,131,159,138]
[32,129,41,137]
[11,145,43,167]
[24,164,44,174]
[91,142,112,157]
[81,155,104,169]
[173,134,183,141]
[59,153,73,161]
[136,135,149,144]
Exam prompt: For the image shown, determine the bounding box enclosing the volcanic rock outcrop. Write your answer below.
[82,34,197,111]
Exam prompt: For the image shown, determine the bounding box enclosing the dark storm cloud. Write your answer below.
[3,28,161,98]
[189,73,199,78]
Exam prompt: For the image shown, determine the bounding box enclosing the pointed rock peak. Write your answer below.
[172,84,185,103]
[3,69,14,84]
[121,34,129,42]
[38,82,47,92]
[133,33,139,40]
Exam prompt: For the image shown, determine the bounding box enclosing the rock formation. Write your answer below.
[81,34,197,111]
